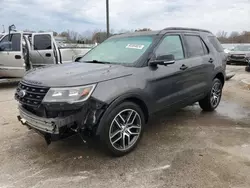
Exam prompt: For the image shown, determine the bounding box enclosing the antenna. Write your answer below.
[2,25,5,33]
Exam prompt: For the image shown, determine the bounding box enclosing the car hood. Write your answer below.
[229,51,250,56]
[23,62,134,87]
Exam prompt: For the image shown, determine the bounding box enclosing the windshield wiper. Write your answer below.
[85,60,111,64]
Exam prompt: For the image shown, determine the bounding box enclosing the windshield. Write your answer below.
[0,34,3,39]
[232,45,250,51]
[79,36,153,64]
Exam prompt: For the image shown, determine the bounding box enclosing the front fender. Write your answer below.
[95,91,153,136]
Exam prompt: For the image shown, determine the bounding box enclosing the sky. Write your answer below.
[0,0,250,36]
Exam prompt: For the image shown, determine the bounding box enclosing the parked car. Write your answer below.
[15,27,226,156]
[227,44,250,65]
[0,31,92,79]
[221,44,233,54]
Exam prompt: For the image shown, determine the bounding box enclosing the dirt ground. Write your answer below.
[0,65,250,188]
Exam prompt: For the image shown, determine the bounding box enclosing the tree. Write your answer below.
[216,31,227,38]
[229,31,240,38]
[92,31,108,43]
[60,31,69,38]
[217,30,250,43]
[68,30,79,42]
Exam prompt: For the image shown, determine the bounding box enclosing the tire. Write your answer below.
[100,101,145,157]
[199,78,223,111]
[245,66,250,72]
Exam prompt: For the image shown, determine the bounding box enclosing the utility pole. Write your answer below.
[106,0,110,38]
[2,25,5,33]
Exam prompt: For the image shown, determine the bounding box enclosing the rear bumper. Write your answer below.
[17,105,77,135]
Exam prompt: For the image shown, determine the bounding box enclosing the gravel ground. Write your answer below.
[0,65,250,188]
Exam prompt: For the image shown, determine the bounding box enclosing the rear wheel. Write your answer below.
[199,78,222,111]
[100,102,145,156]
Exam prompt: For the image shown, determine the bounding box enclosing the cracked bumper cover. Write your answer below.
[17,99,107,135]
[17,105,77,134]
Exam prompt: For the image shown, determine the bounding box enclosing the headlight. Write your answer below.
[43,84,96,103]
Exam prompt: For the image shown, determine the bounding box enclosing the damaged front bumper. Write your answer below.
[17,99,107,142]
[17,105,76,134]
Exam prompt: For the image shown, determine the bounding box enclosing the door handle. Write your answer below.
[180,64,188,70]
[208,58,214,63]
[15,55,21,59]
[45,53,51,57]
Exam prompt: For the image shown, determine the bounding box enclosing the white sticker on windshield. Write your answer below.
[126,44,145,50]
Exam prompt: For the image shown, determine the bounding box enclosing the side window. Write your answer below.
[0,36,9,51]
[33,35,52,50]
[0,34,21,51]
[208,36,224,52]
[155,35,184,60]
[185,35,206,57]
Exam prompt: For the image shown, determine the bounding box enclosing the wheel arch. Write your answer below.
[214,72,225,86]
[95,93,150,136]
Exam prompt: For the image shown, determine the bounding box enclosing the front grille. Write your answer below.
[230,54,246,60]
[15,81,50,108]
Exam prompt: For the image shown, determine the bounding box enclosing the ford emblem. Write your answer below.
[18,90,26,98]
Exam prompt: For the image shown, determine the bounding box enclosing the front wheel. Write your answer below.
[100,102,145,156]
[199,78,223,111]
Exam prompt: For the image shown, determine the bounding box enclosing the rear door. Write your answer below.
[29,33,56,66]
[180,34,214,101]
[0,32,25,78]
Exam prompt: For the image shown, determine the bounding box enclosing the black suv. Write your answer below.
[15,27,227,156]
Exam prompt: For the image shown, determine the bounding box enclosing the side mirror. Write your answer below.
[149,54,175,66]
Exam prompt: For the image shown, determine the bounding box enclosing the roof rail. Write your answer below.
[163,27,212,34]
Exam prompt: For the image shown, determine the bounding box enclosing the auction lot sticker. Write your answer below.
[126,44,145,50]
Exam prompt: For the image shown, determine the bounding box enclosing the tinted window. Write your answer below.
[185,35,206,57]
[208,36,224,52]
[34,35,52,50]
[0,34,21,51]
[155,35,184,60]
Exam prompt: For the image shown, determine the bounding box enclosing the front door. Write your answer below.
[0,32,24,78]
[148,34,188,112]
[29,33,56,67]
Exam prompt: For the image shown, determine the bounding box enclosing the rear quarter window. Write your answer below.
[208,36,224,52]
[184,35,206,57]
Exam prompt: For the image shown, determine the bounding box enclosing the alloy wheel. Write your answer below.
[210,82,222,108]
[109,109,142,151]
